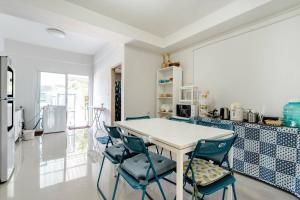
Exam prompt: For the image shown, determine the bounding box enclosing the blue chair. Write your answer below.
[169,116,194,123]
[125,115,151,121]
[181,133,238,200]
[195,120,234,131]
[186,120,234,159]
[97,122,136,200]
[112,134,176,200]
[126,116,159,154]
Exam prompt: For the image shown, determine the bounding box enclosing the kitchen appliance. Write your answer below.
[283,99,300,128]
[42,105,67,133]
[243,109,250,122]
[220,107,230,120]
[176,104,198,118]
[208,109,219,118]
[0,56,15,182]
[230,102,244,121]
[248,110,259,123]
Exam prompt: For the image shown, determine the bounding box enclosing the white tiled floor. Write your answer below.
[0,129,298,200]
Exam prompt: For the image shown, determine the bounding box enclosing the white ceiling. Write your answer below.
[1,0,300,53]
[65,0,234,37]
[0,14,108,55]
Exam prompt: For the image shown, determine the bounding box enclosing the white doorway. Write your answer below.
[40,72,89,129]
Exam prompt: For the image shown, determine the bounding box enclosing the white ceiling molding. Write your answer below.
[0,0,300,53]
[165,0,272,45]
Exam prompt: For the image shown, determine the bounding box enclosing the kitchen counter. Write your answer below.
[194,117,300,198]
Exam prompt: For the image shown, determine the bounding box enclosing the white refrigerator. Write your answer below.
[0,56,15,182]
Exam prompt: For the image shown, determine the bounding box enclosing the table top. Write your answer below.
[115,118,233,150]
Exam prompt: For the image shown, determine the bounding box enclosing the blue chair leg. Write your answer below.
[112,173,120,200]
[222,187,227,200]
[145,191,154,200]
[142,188,147,200]
[156,179,167,200]
[97,156,107,200]
[232,183,237,200]
[200,194,205,200]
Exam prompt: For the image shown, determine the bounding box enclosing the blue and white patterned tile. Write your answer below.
[245,123,261,129]
[244,150,260,165]
[233,147,244,161]
[297,149,300,164]
[235,125,245,138]
[244,162,260,178]
[276,159,296,176]
[260,154,276,171]
[259,166,276,184]
[260,129,277,144]
[233,158,244,172]
[244,139,260,153]
[233,137,244,149]
[275,172,296,191]
[276,145,297,162]
[260,125,277,131]
[277,132,297,148]
[296,178,300,198]
[277,127,298,134]
[296,163,300,179]
[297,134,300,149]
[260,142,276,157]
[245,127,260,141]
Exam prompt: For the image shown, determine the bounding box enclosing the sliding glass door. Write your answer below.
[67,75,89,128]
[40,72,66,108]
[40,72,89,129]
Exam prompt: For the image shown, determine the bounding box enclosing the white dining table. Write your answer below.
[115,118,234,200]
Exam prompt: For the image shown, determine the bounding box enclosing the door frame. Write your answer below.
[111,64,121,124]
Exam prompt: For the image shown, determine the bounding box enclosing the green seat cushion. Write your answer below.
[121,152,176,183]
[184,158,230,186]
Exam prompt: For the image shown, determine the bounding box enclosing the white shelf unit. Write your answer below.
[156,67,182,118]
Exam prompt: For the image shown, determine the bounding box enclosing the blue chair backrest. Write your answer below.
[196,120,234,131]
[169,117,194,123]
[192,133,238,166]
[103,122,121,139]
[120,134,148,154]
[126,115,150,120]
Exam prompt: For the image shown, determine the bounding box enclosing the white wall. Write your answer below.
[93,42,123,125]
[5,40,93,128]
[171,14,300,117]
[0,35,4,55]
[124,45,161,118]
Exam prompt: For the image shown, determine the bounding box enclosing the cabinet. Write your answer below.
[156,67,182,118]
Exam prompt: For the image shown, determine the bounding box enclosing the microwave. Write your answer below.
[176,104,198,118]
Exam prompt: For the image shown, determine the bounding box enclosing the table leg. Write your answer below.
[226,148,233,200]
[176,151,184,200]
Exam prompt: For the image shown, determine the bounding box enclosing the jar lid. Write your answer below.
[288,99,300,103]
